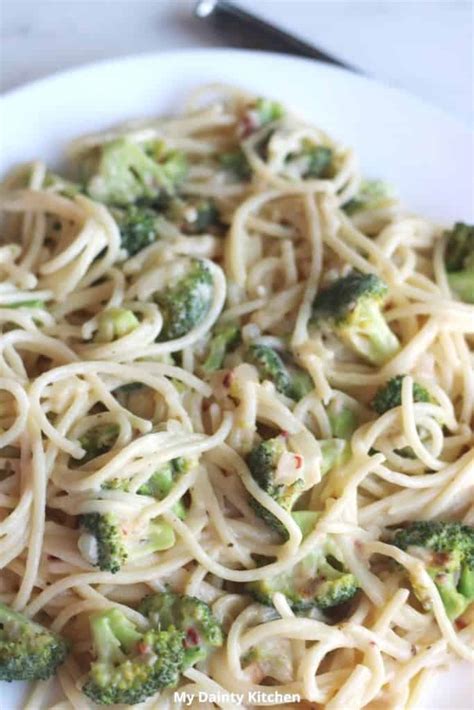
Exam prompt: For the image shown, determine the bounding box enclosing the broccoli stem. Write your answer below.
[343,300,400,366]
[203,323,241,372]
[91,610,141,664]
[448,271,474,303]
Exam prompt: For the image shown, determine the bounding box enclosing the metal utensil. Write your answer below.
[194,0,359,73]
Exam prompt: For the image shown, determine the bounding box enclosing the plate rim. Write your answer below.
[0,45,473,710]
[1,47,472,137]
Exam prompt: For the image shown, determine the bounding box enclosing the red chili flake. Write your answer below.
[280,430,289,438]
[239,113,256,138]
[223,371,233,388]
[184,627,200,648]
[47,554,59,561]
[432,551,451,566]
[455,618,468,630]
[136,642,151,655]
[294,454,303,469]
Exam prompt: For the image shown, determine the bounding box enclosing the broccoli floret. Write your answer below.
[445,222,474,272]
[343,180,394,215]
[105,457,190,517]
[282,140,333,181]
[247,344,313,401]
[44,172,83,198]
[393,521,474,620]
[444,223,474,303]
[247,533,359,611]
[95,308,139,343]
[167,198,222,235]
[82,607,184,705]
[79,423,120,464]
[203,322,241,372]
[78,457,190,572]
[137,457,190,520]
[86,138,187,206]
[155,259,213,341]
[73,422,120,470]
[139,592,224,668]
[188,200,220,234]
[326,399,358,439]
[372,375,433,415]
[247,436,303,538]
[311,271,400,366]
[372,376,437,459]
[79,512,127,574]
[219,149,252,181]
[78,512,176,574]
[297,142,333,179]
[112,204,161,256]
[0,603,69,681]
[247,437,347,538]
[253,98,285,125]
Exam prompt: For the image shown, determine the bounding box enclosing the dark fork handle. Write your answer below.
[194,0,360,73]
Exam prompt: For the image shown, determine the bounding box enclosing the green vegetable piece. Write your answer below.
[327,399,358,439]
[185,200,221,234]
[86,138,187,206]
[137,457,189,520]
[445,222,474,272]
[246,436,302,538]
[5,300,44,309]
[78,513,127,574]
[113,205,161,256]
[82,607,185,705]
[95,308,139,343]
[0,602,69,681]
[44,172,83,198]
[302,144,333,179]
[254,98,285,125]
[247,534,359,611]
[444,222,474,303]
[203,323,241,371]
[104,457,189,521]
[155,259,213,341]
[372,375,438,458]
[448,271,474,304]
[219,149,252,181]
[247,344,313,401]
[393,521,474,620]
[311,270,400,366]
[320,439,350,475]
[291,510,320,538]
[247,436,346,539]
[343,180,394,215]
[372,375,433,415]
[78,423,119,464]
[78,512,176,574]
[139,592,224,669]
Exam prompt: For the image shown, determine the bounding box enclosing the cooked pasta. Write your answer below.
[0,84,473,710]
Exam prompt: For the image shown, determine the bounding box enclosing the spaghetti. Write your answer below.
[0,84,473,709]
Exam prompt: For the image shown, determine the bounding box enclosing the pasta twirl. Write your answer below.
[0,84,473,710]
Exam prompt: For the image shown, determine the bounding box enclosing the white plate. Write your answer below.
[0,49,473,710]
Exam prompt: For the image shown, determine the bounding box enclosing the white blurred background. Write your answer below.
[1,0,473,125]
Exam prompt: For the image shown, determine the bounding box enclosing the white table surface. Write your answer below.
[1,0,473,127]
